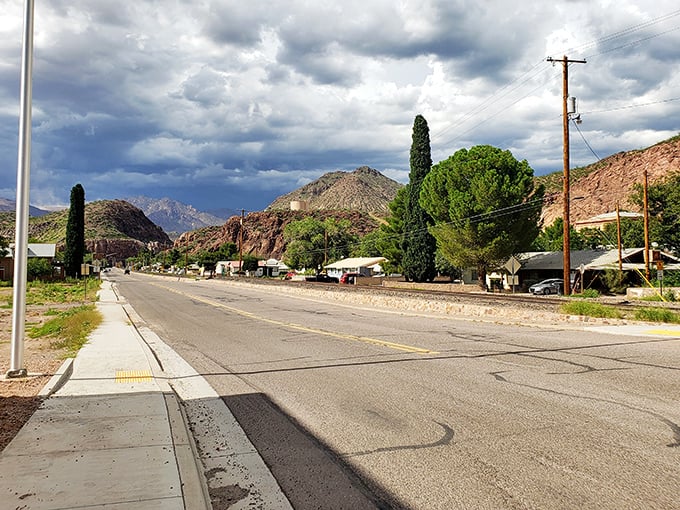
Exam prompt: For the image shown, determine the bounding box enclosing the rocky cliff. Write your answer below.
[175,210,379,259]
[539,135,680,226]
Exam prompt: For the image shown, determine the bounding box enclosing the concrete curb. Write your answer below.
[37,357,74,398]
[164,390,213,510]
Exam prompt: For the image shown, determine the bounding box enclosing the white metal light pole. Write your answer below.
[7,0,35,378]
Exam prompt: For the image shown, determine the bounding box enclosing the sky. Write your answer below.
[1,1,680,215]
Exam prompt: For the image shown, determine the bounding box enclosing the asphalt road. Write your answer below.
[114,273,680,510]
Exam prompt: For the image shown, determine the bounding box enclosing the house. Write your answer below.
[509,248,680,291]
[0,243,57,281]
[573,211,642,231]
[324,257,386,279]
[255,258,289,277]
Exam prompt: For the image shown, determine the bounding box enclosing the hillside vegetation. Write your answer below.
[267,166,402,216]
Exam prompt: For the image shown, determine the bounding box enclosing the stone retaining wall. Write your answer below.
[225,279,614,327]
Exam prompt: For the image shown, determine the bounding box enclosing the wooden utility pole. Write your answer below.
[616,202,623,273]
[547,55,586,295]
[643,169,650,281]
[238,209,245,275]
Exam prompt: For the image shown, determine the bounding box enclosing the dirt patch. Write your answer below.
[0,289,72,451]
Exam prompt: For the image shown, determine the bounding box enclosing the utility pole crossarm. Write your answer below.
[547,55,586,296]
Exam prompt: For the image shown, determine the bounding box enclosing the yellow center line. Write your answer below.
[152,281,437,355]
[645,329,680,337]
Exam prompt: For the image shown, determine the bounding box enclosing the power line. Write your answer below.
[429,8,680,152]
[581,96,680,115]
[571,118,601,161]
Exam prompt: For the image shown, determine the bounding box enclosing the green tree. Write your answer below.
[435,250,461,281]
[64,184,85,278]
[602,217,645,249]
[532,218,590,251]
[0,235,8,258]
[364,185,408,275]
[215,242,238,260]
[630,171,680,250]
[283,216,356,270]
[242,254,259,272]
[27,257,53,280]
[421,145,544,290]
[402,115,437,282]
[352,230,382,257]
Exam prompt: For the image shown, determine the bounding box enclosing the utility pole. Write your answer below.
[547,55,586,296]
[616,202,623,273]
[643,168,650,281]
[238,209,245,275]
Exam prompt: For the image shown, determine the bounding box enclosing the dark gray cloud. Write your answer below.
[1,0,679,212]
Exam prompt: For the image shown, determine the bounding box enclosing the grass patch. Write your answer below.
[29,304,102,358]
[633,307,680,324]
[566,289,600,299]
[560,301,623,319]
[3,279,99,307]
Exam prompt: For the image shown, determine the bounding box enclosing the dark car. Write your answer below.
[529,278,562,295]
[305,273,339,283]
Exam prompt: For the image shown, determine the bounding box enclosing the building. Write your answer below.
[0,243,57,281]
[573,211,642,231]
[511,248,680,291]
[324,257,386,279]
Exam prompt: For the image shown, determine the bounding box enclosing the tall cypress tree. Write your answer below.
[64,183,85,278]
[402,115,437,282]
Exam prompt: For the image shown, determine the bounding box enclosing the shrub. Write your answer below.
[560,301,622,319]
[633,307,680,324]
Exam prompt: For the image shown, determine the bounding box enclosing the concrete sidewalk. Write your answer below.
[0,279,290,509]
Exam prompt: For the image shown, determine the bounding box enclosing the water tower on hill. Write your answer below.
[290,200,308,211]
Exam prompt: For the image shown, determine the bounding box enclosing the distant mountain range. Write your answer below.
[125,196,228,238]
[0,197,50,217]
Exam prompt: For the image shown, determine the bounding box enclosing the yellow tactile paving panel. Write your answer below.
[115,370,153,383]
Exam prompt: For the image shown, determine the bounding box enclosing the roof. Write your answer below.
[574,211,642,224]
[5,243,56,258]
[324,257,387,270]
[515,248,680,271]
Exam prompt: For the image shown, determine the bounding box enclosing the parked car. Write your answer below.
[305,273,339,283]
[340,272,364,284]
[529,278,562,295]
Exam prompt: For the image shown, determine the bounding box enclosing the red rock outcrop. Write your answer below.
[541,137,680,226]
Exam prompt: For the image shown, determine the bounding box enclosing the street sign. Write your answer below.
[504,256,521,275]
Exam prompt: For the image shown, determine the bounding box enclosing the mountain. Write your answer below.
[0,197,50,217]
[176,210,379,260]
[266,166,403,216]
[125,196,227,237]
[539,134,680,227]
[0,199,172,260]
